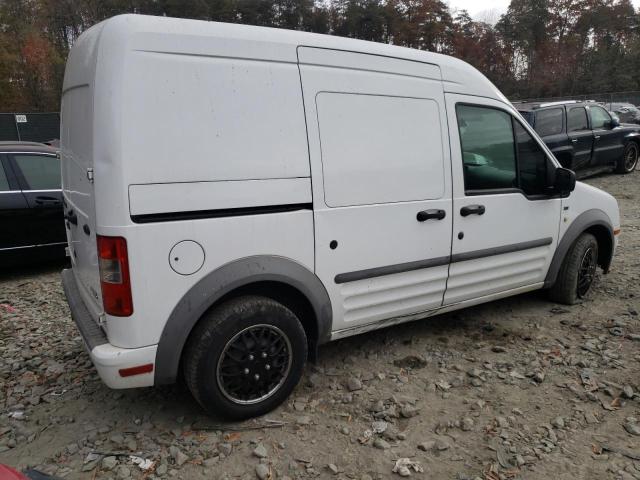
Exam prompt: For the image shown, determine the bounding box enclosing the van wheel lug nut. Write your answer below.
[265,364,271,370]
[248,354,254,361]
[254,374,260,380]
[261,352,267,358]
[244,368,249,374]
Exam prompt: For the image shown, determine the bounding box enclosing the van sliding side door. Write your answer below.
[297,47,453,334]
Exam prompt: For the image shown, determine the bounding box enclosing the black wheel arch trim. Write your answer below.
[544,209,614,288]
[154,255,332,386]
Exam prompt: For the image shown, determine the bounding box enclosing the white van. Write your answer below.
[61,14,620,419]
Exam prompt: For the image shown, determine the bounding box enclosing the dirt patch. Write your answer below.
[1,171,639,480]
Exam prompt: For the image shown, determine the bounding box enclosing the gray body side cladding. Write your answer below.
[154,255,332,386]
[543,208,614,288]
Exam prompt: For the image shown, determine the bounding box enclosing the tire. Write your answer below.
[616,141,639,174]
[183,295,307,419]
[549,233,598,305]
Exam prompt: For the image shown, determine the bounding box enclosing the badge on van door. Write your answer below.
[15,114,27,123]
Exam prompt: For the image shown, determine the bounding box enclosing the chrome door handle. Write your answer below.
[595,135,601,140]
[571,138,578,143]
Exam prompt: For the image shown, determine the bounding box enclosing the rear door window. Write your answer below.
[534,108,563,136]
[13,154,60,190]
[567,107,589,132]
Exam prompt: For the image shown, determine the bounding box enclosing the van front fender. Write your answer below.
[544,209,614,288]
[154,256,332,386]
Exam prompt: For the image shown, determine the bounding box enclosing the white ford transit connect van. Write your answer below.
[61,14,620,419]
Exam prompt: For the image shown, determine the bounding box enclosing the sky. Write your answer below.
[446,0,640,23]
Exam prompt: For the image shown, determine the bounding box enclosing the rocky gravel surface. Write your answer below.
[1,170,639,480]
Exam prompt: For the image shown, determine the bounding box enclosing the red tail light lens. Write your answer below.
[97,235,133,317]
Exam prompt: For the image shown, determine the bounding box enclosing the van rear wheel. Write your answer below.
[183,295,307,419]
[549,233,598,305]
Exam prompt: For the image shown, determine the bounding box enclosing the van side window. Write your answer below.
[567,107,589,132]
[456,105,517,191]
[514,121,548,195]
[534,108,563,136]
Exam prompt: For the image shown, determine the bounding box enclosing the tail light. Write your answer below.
[97,235,133,316]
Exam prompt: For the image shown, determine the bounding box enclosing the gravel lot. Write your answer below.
[1,171,639,480]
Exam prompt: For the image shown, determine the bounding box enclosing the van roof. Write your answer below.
[65,14,507,104]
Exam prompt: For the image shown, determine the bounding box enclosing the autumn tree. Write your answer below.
[1,0,639,111]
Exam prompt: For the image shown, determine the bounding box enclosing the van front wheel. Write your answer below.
[183,295,307,419]
[549,233,598,305]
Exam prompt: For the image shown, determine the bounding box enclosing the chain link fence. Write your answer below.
[0,112,60,143]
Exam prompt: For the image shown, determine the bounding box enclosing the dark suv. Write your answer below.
[0,141,65,262]
[516,101,639,176]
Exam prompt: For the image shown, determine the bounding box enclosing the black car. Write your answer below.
[516,101,640,176]
[0,141,65,261]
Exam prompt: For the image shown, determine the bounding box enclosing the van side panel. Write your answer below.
[120,50,310,185]
[100,212,314,348]
[128,178,311,218]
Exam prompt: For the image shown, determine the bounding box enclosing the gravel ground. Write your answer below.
[1,171,639,480]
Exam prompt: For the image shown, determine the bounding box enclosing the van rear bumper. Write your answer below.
[62,268,156,389]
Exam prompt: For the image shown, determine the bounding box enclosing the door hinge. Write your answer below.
[87,168,94,183]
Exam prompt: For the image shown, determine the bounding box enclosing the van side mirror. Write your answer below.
[609,117,620,128]
[553,167,576,195]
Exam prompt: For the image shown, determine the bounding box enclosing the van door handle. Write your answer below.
[571,138,578,143]
[460,204,485,217]
[416,209,446,222]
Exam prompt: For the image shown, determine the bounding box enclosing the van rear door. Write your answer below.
[61,78,102,314]
[298,48,453,333]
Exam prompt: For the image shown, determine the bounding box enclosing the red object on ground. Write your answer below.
[0,465,29,480]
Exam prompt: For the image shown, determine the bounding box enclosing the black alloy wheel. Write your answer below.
[216,324,292,405]
[576,246,597,298]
